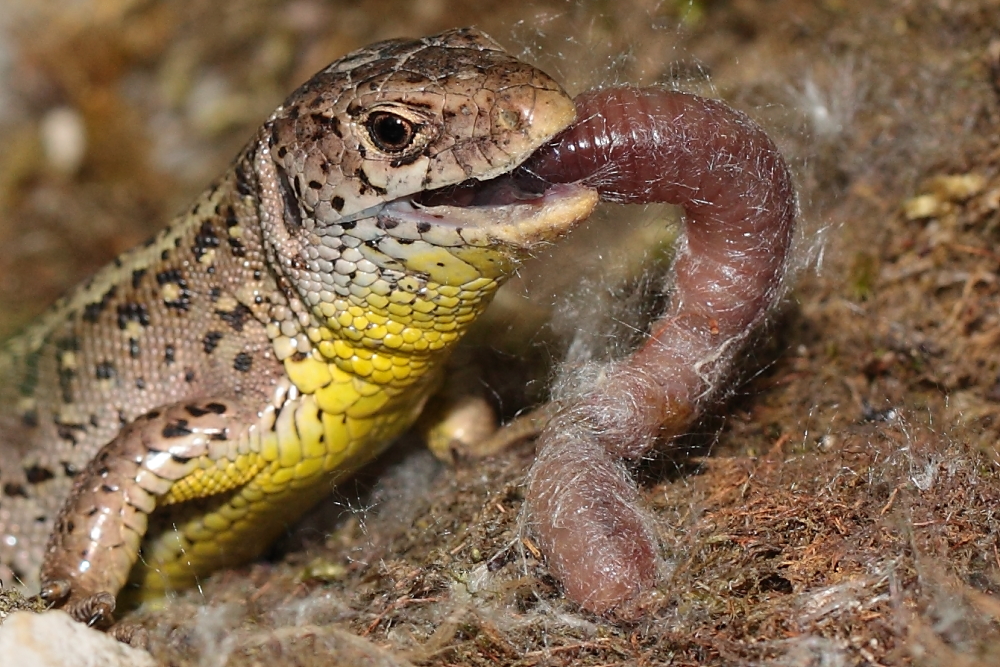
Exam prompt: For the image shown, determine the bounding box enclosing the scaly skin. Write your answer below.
[0,28,597,622]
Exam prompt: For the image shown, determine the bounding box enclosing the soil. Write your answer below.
[2,1,1000,665]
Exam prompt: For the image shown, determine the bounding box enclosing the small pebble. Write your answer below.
[40,107,87,175]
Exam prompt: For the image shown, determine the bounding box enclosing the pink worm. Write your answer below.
[516,87,796,614]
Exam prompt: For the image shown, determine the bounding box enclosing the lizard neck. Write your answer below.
[277,270,503,392]
[247,137,514,392]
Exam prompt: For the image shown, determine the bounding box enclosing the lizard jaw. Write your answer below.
[380,182,599,249]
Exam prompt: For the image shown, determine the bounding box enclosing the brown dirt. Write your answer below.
[3,1,1000,665]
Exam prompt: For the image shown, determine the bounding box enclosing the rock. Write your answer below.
[0,610,156,667]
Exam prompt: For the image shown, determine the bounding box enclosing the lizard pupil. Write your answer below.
[367,112,415,152]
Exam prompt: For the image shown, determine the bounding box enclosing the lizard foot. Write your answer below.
[39,578,116,628]
[39,577,148,646]
[110,622,150,649]
[459,402,559,459]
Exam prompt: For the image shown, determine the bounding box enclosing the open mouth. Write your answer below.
[412,164,550,208]
[375,165,599,248]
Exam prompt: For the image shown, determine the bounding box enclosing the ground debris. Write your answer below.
[3,0,1000,665]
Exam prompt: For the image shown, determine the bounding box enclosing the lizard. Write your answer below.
[0,27,599,626]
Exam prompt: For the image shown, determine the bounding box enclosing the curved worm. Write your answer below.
[517,87,796,614]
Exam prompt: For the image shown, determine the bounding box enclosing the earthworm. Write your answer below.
[516,87,797,614]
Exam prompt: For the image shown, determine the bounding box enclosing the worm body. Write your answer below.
[519,88,796,614]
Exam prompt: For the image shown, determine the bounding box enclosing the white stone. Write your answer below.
[40,107,87,175]
[0,611,156,667]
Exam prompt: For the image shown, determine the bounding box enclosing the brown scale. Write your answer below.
[0,160,285,593]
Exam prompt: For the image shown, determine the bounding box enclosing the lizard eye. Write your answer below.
[366,111,416,153]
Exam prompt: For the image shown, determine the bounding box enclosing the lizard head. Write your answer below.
[253,28,598,357]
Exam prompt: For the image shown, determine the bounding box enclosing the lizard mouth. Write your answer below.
[413,166,556,208]
[378,171,599,248]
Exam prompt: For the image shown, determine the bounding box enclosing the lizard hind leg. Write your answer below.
[37,397,252,624]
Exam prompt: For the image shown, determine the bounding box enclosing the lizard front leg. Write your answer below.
[38,398,244,627]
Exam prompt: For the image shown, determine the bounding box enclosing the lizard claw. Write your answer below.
[39,579,117,629]
[67,592,117,628]
[38,578,72,605]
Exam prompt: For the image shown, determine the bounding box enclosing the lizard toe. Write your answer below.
[111,622,149,649]
[65,591,117,629]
